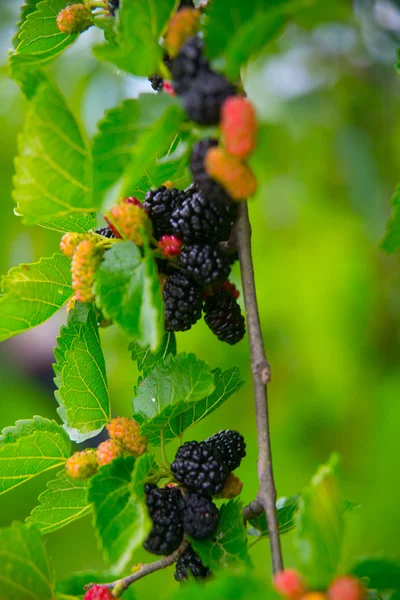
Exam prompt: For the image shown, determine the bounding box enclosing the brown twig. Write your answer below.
[236,202,283,574]
[84,539,190,596]
[243,499,264,521]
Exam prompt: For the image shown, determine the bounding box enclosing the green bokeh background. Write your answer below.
[0,0,400,596]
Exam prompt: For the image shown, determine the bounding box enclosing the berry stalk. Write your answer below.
[84,539,190,596]
[236,201,283,574]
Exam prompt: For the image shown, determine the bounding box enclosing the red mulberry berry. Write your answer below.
[205,147,257,200]
[273,569,306,599]
[158,235,183,258]
[84,585,114,600]
[221,96,257,159]
[65,449,98,481]
[106,417,147,457]
[328,576,366,600]
[56,4,93,35]
[97,439,124,466]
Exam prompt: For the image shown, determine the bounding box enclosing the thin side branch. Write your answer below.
[236,202,283,574]
[243,499,264,521]
[85,539,190,596]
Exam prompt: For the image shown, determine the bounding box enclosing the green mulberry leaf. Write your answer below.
[0,253,72,342]
[0,417,71,495]
[95,241,163,350]
[132,353,219,444]
[89,455,155,573]
[93,0,177,76]
[93,94,180,199]
[0,523,55,600]
[10,0,79,76]
[26,470,91,534]
[54,303,110,443]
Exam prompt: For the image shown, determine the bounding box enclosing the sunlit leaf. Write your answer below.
[13,78,95,225]
[0,417,71,495]
[10,0,78,74]
[132,353,216,443]
[0,252,72,342]
[129,331,176,376]
[93,94,180,199]
[26,470,91,534]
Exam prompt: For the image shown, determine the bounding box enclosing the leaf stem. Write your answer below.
[85,539,190,595]
[236,201,283,574]
[160,428,170,469]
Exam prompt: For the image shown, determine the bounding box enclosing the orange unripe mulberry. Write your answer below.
[328,576,367,600]
[221,96,257,159]
[60,232,91,259]
[97,439,124,466]
[56,4,93,35]
[273,569,306,599]
[65,449,98,480]
[71,239,103,303]
[106,201,151,246]
[218,473,243,499]
[107,417,148,457]
[164,8,200,57]
[205,147,257,200]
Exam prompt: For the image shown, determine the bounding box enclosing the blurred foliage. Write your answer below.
[0,0,400,598]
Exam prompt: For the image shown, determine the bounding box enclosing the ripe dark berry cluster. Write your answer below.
[140,183,244,344]
[171,430,246,497]
[174,546,210,582]
[143,430,246,582]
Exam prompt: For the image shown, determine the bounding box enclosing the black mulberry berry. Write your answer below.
[148,75,164,91]
[163,272,203,332]
[174,546,210,582]
[179,493,219,539]
[206,430,246,471]
[171,189,236,244]
[190,139,233,205]
[183,70,236,125]
[108,0,119,15]
[171,36,210,95]
[178,244,231,286]
[95,226,117,239]
[204,289,245,345]
[143,187,185,239]
[144,484,183,555]
[171,441,229,496]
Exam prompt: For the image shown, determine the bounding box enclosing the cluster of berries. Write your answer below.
[60,196,151,306]
[144,430,246,582]
[274,569,367,600]
[150,12,258,200]
[65,417,147,480]
[144,183,246,344]
[61,189,245,344]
